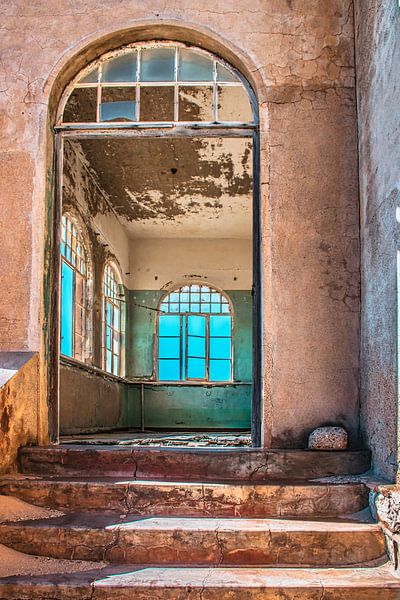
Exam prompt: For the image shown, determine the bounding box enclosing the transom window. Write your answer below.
[157,284,232,382]
[60,43,254,126]
[60,214,89,361]
[103,263,124,376]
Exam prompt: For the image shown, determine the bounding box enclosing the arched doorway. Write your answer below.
[52,41,261,444]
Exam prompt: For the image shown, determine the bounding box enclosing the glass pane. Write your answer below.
[158,359,181,381]
[179,86,213,121]
[100,87,136,122]
[209,359,231,381]
[217,85,253,122]
[188,315,206,336]
[169,292,179,302]
[211,303,222,313]
[180,302,189,313]
[190,303,200,313]
[63,87,97,122]
[159,337,180,359]
[79,67,99,84]
[140,86,174,121]
[159,315,180,336]
[210,337,231,359]
[188,357,206,379]
[210,315,231,337]
[141,48,175,82]
[61,261,74,357]
[217,63,239,83]
[106,349,112,372]
[114,355,119,376]
[75,273,84,305]
[188,335,206,358]
[102,52,137,83]
[179,49,213,81]
[160,302,169,312]
[114,307,120,330]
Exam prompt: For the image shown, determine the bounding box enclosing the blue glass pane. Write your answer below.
[188,335,206,358]
[141,48,175,82]
[188,315,206,336]
[221,303,230,313]
[159,315,180,336]
[169,303,179,313]
[102,53,137,83]
[211,303,221,313]
[159,337,180,359]
[190,303,200,313]
[100,101,136,122]
[188,357,206,379]
[210,315,231,337]
[106,349,112,372]
[217,63,239,83]
[210,337,231,359]
[180,303,189,312]
[181,316,186,378]
[209,359,231,381]
[158,359,181,381]
[200,303,211,313]
[60,261,74,357]
[179,49,213,82]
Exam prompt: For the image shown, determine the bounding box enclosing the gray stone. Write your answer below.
[308,427,348,451]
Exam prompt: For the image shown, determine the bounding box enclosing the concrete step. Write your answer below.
[18,445,371,481]
[0,564,399,599]
[0,513,386,566]
[0,477,369,517]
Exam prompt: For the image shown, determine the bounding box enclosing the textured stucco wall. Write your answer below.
[0,0,360,449]
[355,1,400,480]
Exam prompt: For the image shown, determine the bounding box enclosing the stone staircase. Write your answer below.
[0,445,399,598]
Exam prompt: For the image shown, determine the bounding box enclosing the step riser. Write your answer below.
[0,481,369,517]
[0,523,385,566]
[0,583,398,599]
[19,447,371,481]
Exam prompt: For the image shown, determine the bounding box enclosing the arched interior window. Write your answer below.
[61,43,255,126]
[158,284,232,382]
[60,214,89,361]
[103,263,124,376]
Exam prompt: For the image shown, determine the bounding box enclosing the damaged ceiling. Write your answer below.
[64,136,252,239]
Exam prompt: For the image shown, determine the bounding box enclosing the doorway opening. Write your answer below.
[52,41,261,446]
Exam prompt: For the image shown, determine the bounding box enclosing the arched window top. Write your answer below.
[160,283,231,315]
[61,214,88,275]
[104,262,123,301]
[103,261,124,376]
[60,42,256,127]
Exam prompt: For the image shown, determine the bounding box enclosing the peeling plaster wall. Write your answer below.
[0,0,361,449]
[355,1,400,480]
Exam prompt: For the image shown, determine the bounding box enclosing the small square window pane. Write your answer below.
[217,85,253,122]
[190,302,200,313]
[188,335,206,358]
[180,292,189,302]
[188,315,206,336]
[102,52,137,83]
[100,87,136,122]
[191,284,200,292]
[190,292,200,302]
[159,315,180,336]
[217,63,239,83]
[141,48,175,82]
[79,67,99,84]
[211,303,221,313]
[180,302,189,312]
[140,86,174,121]
[159,337,180,359]
[169,292,179,302]
[210,337,231,359]
[209,359,231,381]
[188,357,206,379]
[159,359,181,381]
[179,49,213,81]
[179,86,213,121]
[160,302,169,312]
[221,303,230,313]
[210,315,231,337]
[169,303,179,313]
[63,87,97,122]
[211,292,221,302]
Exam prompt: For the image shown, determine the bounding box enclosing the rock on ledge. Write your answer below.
[308,427,348,451]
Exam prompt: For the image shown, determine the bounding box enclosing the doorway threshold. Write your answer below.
[60,431,251,448]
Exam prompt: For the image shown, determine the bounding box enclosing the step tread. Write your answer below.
[0,564,398,589]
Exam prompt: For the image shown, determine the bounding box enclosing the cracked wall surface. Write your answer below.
[0,0,360,450]
[355,0,400,480]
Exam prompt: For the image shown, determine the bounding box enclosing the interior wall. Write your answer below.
[355,0,400,480]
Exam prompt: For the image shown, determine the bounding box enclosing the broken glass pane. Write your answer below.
[100,87,136,122]
[179,49,213,81]
[217,85,253,122]
[79,67,99,84]
[63,87,97,122]
[217,63,239,83]
[179,86,213,121]
[140,86,174,121]
[141,48,175,82]
[102,52,137,83]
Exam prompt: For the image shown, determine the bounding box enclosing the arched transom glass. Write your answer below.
[103,263,124,376]
[157,284,232,382]
[60,43,255,126]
